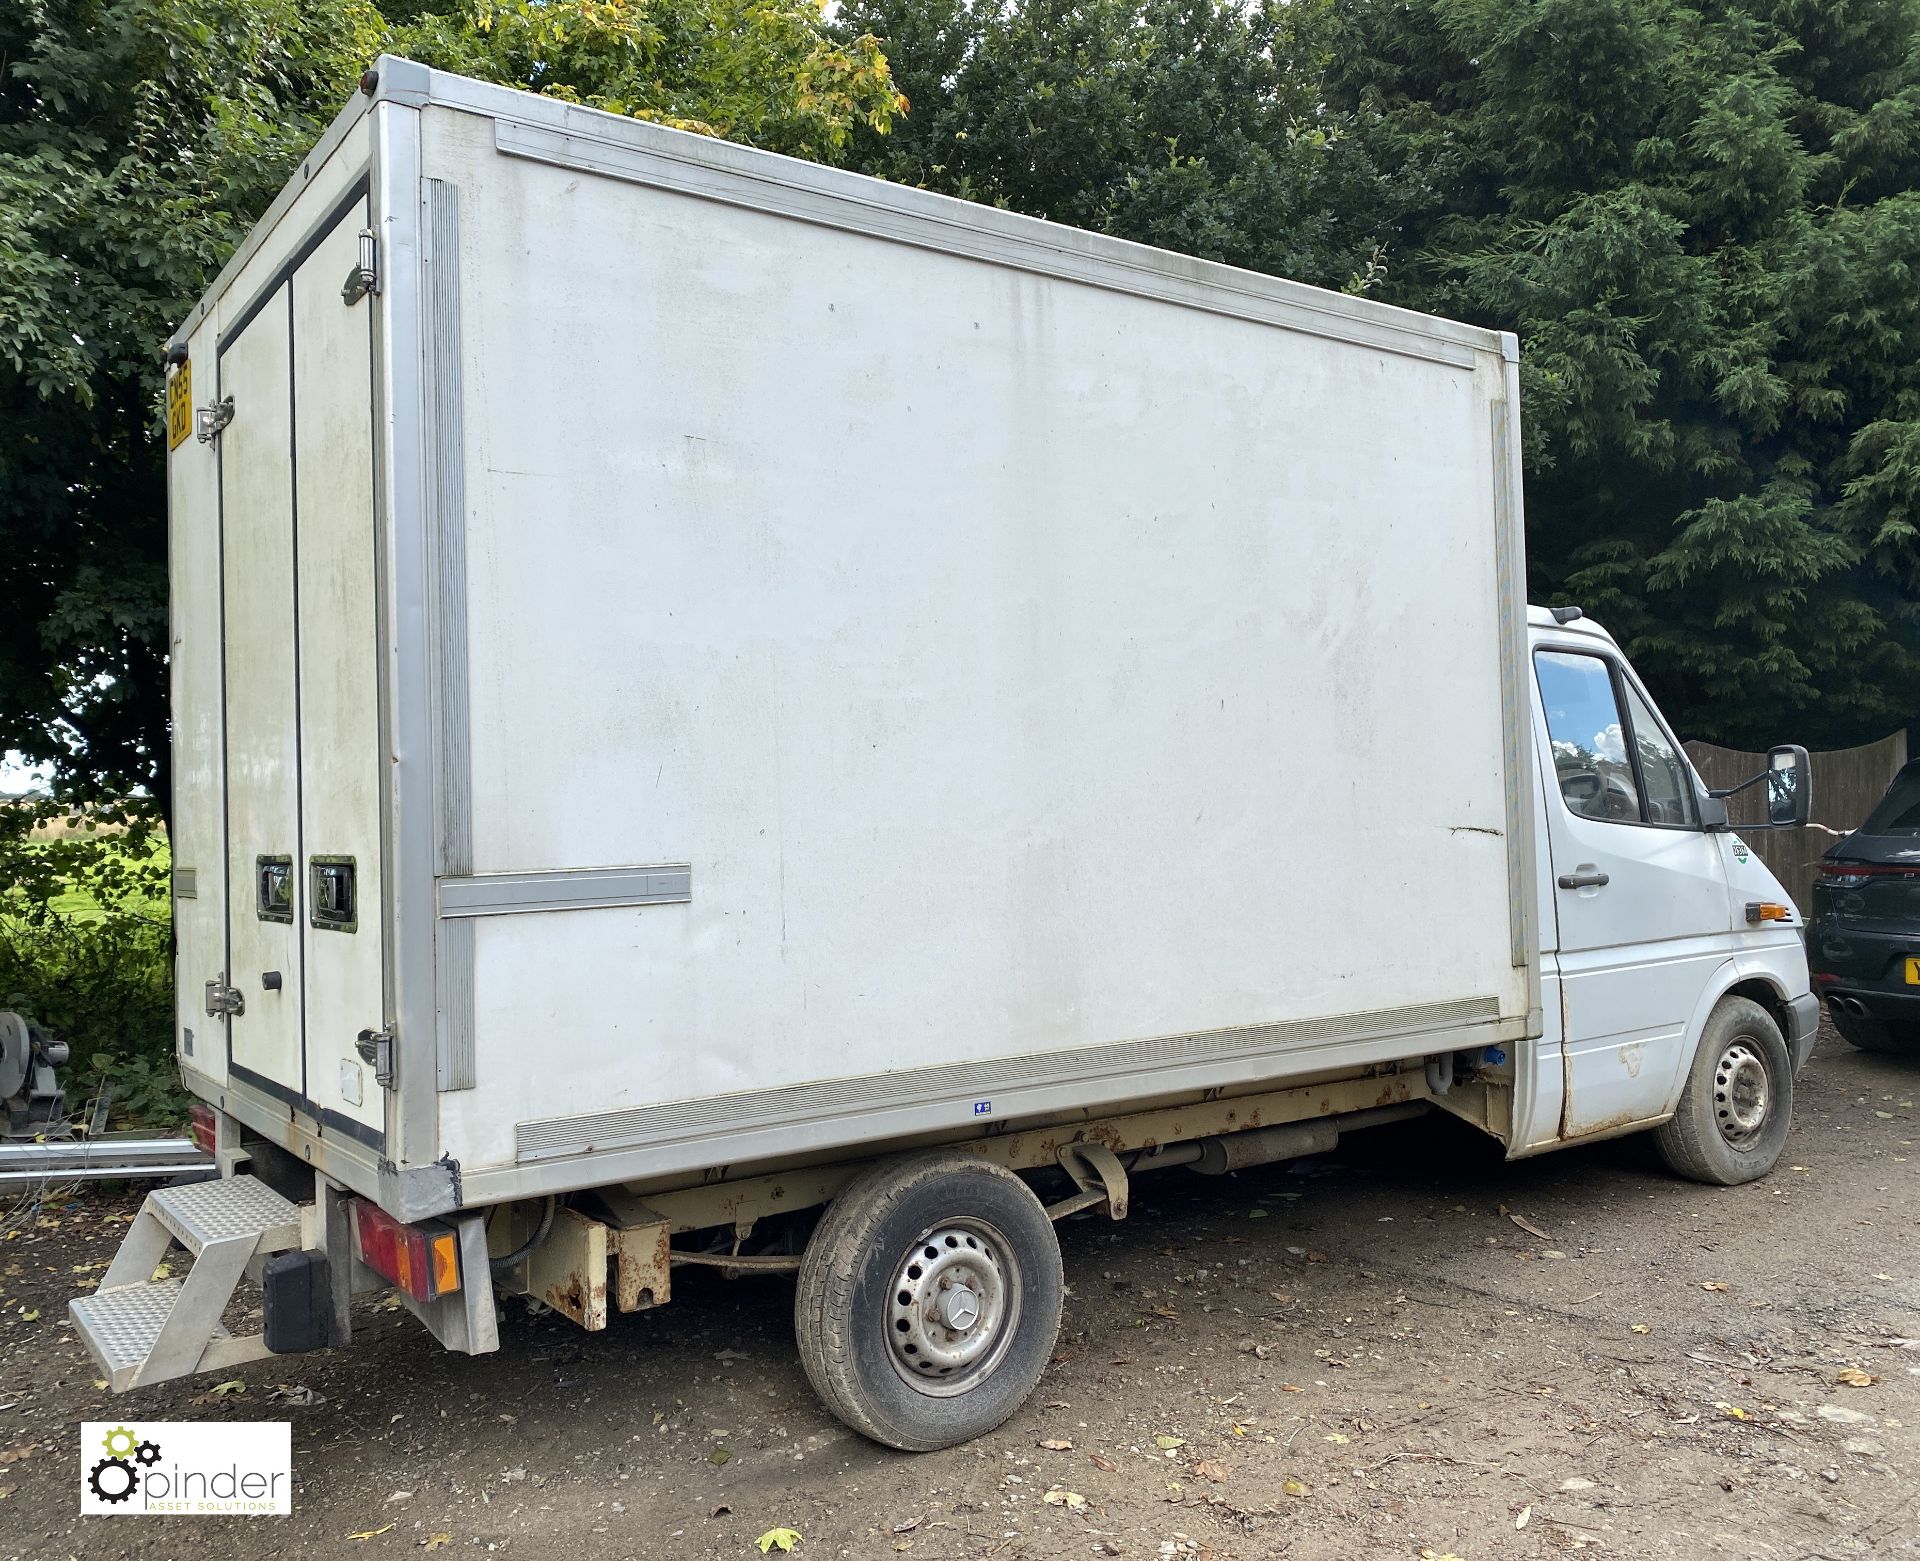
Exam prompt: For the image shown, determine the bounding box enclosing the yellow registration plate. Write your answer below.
[1907,957,1920,987]
[166,360,193,451]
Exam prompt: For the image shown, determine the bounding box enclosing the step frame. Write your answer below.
[71,1174,304,1392]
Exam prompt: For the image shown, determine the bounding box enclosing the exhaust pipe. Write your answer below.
[1187,1101,1430,1176]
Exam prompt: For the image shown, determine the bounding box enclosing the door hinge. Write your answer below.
[355,1027,396,1090]
[195,396,235,444]
[204,977,245,1018]
[341,228,379,305]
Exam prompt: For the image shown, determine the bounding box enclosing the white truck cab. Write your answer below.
[1521,606,1818,1180]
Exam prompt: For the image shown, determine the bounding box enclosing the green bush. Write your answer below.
[0,802,182,1128]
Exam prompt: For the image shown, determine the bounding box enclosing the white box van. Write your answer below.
[73,58,1818,1450]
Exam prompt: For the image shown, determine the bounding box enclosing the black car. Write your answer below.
[1810,757,1920,1055]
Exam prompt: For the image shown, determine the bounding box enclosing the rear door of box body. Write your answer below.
[173,146,391,1158]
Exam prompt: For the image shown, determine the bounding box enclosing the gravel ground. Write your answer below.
[2,1016,1916,1561]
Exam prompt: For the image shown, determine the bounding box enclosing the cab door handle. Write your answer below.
[1557,870,1610,890]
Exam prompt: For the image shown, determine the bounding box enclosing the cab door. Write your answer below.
[1533,643,1731,1136]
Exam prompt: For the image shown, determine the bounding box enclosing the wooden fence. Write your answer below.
[1683,732,1911,913]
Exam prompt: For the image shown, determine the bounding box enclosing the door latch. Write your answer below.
[341,228,378,305]
[204,977,245,1018]
[355,1027,396,1090]
[195,396,235,443]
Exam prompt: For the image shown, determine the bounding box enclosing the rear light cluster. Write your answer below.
[1820,862,1920,887]
[353,1200,461,1302]
[188,1103,217,1155]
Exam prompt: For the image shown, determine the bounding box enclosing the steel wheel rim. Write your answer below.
[885,1218,1022,1397]
[1713,1039,1770,1144]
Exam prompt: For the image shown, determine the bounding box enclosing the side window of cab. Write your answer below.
[1535,650,1698,828]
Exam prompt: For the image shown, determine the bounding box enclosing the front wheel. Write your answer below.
[1653,997,1793,1186]
[794,1150,1063,1451]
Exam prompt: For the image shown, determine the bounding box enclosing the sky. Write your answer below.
[0,751,51,797]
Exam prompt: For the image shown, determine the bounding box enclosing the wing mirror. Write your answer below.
[1706,743,1812,830]
[1765,744,1812,827]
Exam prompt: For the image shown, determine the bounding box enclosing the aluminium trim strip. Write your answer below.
[373,97,443,1160]
[365,111,406,1147]
[1495,343,1545,1044]
[490,117,1485,371]
[436,918,476,1091]
[424,179,472,885]
[422,177,477,1092]
[515,994,1501,1164]
[468,1009,1525,1203]
[439,865,693,919]
[1491,392,1527,970]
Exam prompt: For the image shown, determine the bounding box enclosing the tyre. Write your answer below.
[794,1150,1063,1451]
[1830,1004,1920,1056]
[1653,997,1793,1186]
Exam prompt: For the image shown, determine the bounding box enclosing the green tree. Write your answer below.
[1329,0,1920,747]
[835,0,1385,291]
[1,0,385,816]
[0,0,905,822]
[394,0,904,160]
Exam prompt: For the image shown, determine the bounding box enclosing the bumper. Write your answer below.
[1785,991,1821,1074]
[1821,984,1920,1028]
[1809,921,1920,1032]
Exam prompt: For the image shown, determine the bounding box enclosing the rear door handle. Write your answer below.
[1557,871,1610,890]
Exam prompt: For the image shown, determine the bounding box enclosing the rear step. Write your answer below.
[70,1175,302,1391]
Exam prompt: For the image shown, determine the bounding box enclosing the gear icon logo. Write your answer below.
[88,1456,138,1504]
[100,1425,138,1458]
[134,1440,161,1466]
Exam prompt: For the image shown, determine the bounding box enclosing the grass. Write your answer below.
[33,836,172,924]
[0,815,181,1126]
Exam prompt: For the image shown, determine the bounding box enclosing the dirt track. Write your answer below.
[3,1017,1917,1560]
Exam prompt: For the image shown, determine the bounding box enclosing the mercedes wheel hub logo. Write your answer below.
[941,1285,981,1330]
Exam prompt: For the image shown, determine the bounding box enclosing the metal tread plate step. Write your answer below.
[149,1174,299,1254]
[70,1280,234,1380]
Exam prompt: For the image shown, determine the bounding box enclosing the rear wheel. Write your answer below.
[1653,997,1793,1186]
[794,1151,1062,1451]
[1830,1003,1920,1055]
